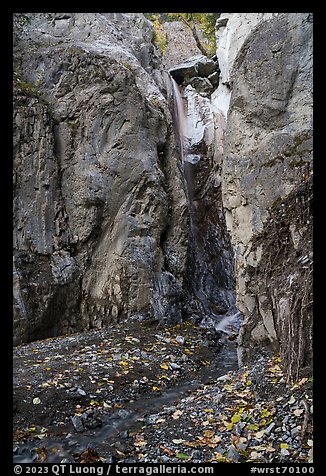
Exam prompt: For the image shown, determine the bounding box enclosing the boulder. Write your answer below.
[169,54,219,85]
[189,77,214,95]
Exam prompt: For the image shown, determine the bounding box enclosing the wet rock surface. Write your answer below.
[13,321,312,463]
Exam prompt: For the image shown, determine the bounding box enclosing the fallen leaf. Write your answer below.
[172,410,183,420]
[280,443,289,449]
[160,364,169,370]
[288,396,296,405]
[247,424,259,431]
[134,440,147,447]
[172,439,185,444]
[33,397,41,405]
[293,408,304,417]
[152,386,161,391]
[176,453,192,460]
[210,452,227,462]
[249,451,263,460]
[159,445,175,456]
[119,361,129,367]
[265,445,276,452]
[115,449,126,457]
[255,430,265,439]
[184,441,198,448]
[231,414,241,424]
[203,430,215,438]
[159,375,170,381]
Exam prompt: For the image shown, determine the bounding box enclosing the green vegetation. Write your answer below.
[14,72,43,97]
[145,13,220,57]
[151,14,167,55]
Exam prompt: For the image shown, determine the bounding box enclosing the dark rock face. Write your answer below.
[176,84,236,322]
[13,13,189,344]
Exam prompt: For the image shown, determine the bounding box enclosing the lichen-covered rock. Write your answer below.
[13,13,189,344]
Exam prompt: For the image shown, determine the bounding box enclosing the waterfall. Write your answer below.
[171,77,185,164]
[170,77,195,202]
[169,73,241,333]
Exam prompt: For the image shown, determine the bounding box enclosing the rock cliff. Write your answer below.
[213,13,313,380]
[13,13,189,344]
[13,12,313,382]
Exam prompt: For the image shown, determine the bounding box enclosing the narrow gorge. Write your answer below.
[13,13,313,465]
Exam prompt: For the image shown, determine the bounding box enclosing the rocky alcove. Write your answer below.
[13,12,313,465]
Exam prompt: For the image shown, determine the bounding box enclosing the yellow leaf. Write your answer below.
[231,414,241,423]
[160,364,169,370]
[280,443,289,449]
[156,418,166,424]
[203,430,215,438]
[119,361,129,367]
[152,386,161,391]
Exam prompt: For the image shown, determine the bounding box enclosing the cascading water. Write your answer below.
[170,74,241,335]
[171,77,195,201]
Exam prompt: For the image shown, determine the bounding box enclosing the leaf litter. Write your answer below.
[13,321,313,464]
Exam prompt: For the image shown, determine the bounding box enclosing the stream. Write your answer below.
[13,339,239,463]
